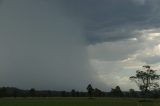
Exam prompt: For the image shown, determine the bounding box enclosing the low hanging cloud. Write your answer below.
[0,0,106,91]
[1,0,160,91]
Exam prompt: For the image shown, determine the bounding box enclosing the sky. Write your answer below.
[0,0,160,91]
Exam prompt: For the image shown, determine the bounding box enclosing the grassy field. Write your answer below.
[0,97,159,106]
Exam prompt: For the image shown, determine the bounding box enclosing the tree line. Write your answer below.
[0,85,160,98]
[0,86,128,97]
[0,65,159,98]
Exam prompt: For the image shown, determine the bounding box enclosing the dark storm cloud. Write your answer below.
[1,0,160,91]
[65,0,160,44]
[0,0,107,91]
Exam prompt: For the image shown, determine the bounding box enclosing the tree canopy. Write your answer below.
[86,84,94,97]
[130,65,160,94]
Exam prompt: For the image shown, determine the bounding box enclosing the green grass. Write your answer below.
[0,97,159,106]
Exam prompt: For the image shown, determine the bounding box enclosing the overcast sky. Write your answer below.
[0,0,160,91]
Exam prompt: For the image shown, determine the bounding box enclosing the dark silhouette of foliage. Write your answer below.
[76,91,80,97]
[110,86,123,97]
[86,84,94,97]
[94,88,104,97]
[130,65,160,97]
[61,91,66,97]
[47,90,52,97]
[0,87,7,97]
[29,88,36,97]
[71,89,76,97]
[0,86,159,98]
[129,89,137,97]
[13,89,18,97]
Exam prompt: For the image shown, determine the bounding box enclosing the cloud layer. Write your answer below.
[0,0,160,91]
[0,0,101,91]
[66,0,160,44]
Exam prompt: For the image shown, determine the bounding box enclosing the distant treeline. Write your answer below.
[0,86,160,98]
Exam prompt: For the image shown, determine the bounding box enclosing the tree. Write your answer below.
[29,88,36,97]
[61,91,66,97]
[71,89,76,97]
[0,87,7,97]
[86,84,94,97]
[110,86,123,97]
[94,88,104,97]
[130,65,160,97]
[129,89,137,97]
[13,89,18,97]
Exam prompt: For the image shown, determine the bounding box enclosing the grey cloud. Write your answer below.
[1,0,160,91]
[65,0,160,44]
[140,56,160,64]
[88,40,143,61]
[0,0,105,91]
